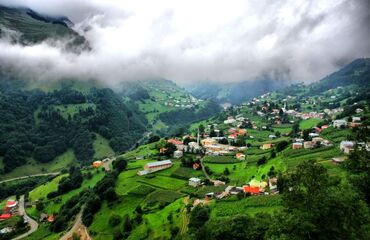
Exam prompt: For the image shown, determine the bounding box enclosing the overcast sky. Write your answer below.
[0,0,369,86]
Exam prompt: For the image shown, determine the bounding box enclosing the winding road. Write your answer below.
[12,195,39,240]
[0,172,60,184]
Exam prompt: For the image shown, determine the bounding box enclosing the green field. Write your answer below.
[211,195,283,217]
[0,150,75,181]
[299,118,322,129]
[93,134,115,160]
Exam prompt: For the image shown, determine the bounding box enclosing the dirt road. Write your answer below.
[0,172,60,184]
[12,195,39,240]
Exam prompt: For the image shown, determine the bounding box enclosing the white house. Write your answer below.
[189,178,201,187]
[340,141,354,154]
[174,150,183,159]
[333,119,347,128]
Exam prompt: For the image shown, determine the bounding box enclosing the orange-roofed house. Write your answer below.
[236,153,246,160]
[47,215,55,223]
[167,139,183,146]
[238,129,247,135]
[261,143,273,150]
[192,163,201,170]
[243,186,260,195]
[92,161,103,168]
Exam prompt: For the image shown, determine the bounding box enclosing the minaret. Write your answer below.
[197,127,200,145]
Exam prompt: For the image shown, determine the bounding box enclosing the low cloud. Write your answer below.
[0,0,369,86]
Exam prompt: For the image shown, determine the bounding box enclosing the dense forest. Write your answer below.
[0,77,147,172]
[159,101,221,126]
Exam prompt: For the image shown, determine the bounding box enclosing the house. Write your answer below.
[0,227,13,234]
[236,153,245,160]
[189,177,202,187]
[332,157,345,164]
[268,134,277,139]
[355,108,363,114]
[292,142,303,149]
[261,143,273,150]
[238,129,247,135]
[137,160,172,175]
[268,177,278,193]
[0,214,11,221]
[304,141,314,149]
[192,163,201,170]
[309,133,320,137]
[349,122,362,128]
[167,139,183,146]
[173,150,183,159]
[224,118,236,124]
[340,141,354,154]
[333,119,347,128]
[92,161,103,168]
[243,185,260,195]
[352,117,361,122]
[39,213,48,222]
[213,180,226,186]
[201,138,217,146]
[312,137,324,144]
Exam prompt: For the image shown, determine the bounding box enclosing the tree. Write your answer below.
[109,214,122,227]
[270,150,276,159]
[223,167,230,175]
[113,157,128,173]
[147,135,160,143]
[123,214,132,233]
[189,206,210,229]
[267,160,370,239]
[257,156,267,166]
[276,141,288,152]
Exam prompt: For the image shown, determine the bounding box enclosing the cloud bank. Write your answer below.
[0,0,369,86]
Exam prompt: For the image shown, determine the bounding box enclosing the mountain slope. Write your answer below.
[187,78,287,105]
[0,5,88,49]
[0,76,147,175]
[309,58,370,94]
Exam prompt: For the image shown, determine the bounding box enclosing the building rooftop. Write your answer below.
[146,160,172,168]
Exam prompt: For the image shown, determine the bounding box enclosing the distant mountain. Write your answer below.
[309,58,370,94]
[119,79,221,134]
[186,78,287,105]
[0,5,88,50]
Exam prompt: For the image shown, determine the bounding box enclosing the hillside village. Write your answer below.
[0,62,369,239]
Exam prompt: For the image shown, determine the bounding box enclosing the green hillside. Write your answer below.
[0,5,87,48]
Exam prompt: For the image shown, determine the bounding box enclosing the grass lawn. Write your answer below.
[137,175,187,190]
[299,118,322,130]
[93,134,115,160]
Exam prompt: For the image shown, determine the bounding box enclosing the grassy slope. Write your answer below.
[0,150,75,181]
[26,169,105,240]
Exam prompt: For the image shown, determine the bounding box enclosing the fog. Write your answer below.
[0,0,369,86]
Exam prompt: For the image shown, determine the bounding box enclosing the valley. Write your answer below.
[1,58,369,239]
[0,3,369,239]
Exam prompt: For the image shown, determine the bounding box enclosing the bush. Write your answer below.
[109,214,122,227]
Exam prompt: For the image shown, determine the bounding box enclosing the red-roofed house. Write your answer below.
[6,201,17,208]
[243,185,260,195]
[0,214,12,220]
